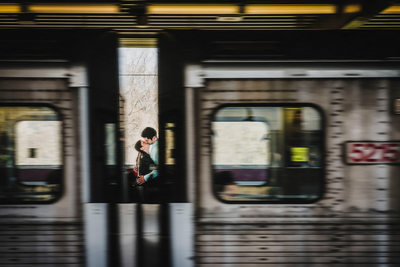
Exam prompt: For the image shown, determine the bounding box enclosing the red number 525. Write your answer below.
[348,143,400,163]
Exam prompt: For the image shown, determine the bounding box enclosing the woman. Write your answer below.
[133,139,160,202]
[134,139,154,184]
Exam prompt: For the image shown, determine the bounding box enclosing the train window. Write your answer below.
[0,106,62,204]
[213,119,270,186]
[212,105,324,203]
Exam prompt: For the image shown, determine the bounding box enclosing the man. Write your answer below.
[137,127,158,185]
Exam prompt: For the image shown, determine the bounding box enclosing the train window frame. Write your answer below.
[0,104,64,204]
[211,103,325,204]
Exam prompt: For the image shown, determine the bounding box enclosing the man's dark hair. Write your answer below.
[141,127,157,139]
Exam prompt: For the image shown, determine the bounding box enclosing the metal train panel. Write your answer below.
[185,65,400,266]
[0,63,84,266]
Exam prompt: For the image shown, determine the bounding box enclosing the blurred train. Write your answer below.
[1,29,400,266]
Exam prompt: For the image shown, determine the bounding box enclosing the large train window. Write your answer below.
[0,106,62,204]
[212,105,324,203]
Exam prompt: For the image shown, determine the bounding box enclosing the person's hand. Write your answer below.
[137,175,145,185]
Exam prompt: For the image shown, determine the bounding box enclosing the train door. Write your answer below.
[185,63,400,266]
[0,30,122,267]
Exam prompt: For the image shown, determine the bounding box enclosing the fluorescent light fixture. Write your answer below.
[147,4,239,14]
[245,4,336,14]
[0,4,20,13]
[28,4,119,14]
[216,16,243,22]
[343,4,361,13]
[381,5,400,14]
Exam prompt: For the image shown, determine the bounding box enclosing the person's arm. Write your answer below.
[137,170,156,185]
[143,169,158,181]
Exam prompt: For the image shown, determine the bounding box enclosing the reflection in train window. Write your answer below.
[212,105,324,203]
[0,106,62,204]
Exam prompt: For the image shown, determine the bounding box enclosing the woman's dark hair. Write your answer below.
[134,140,142,152]
[141,127,157,139]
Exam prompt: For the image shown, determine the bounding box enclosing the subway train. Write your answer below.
[1,30,400,266]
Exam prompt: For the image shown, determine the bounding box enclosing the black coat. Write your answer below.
[137,152,154,176]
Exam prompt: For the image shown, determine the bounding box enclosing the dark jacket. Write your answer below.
[137,152,154,177]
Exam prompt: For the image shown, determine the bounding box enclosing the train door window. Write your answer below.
[0,106,62,204]
[212,105,324,203]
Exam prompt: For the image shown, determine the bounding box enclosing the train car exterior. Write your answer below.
[186,65,400,266]
[0,30,122,267]
[159,30,400,266]
[0,61,85,266]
